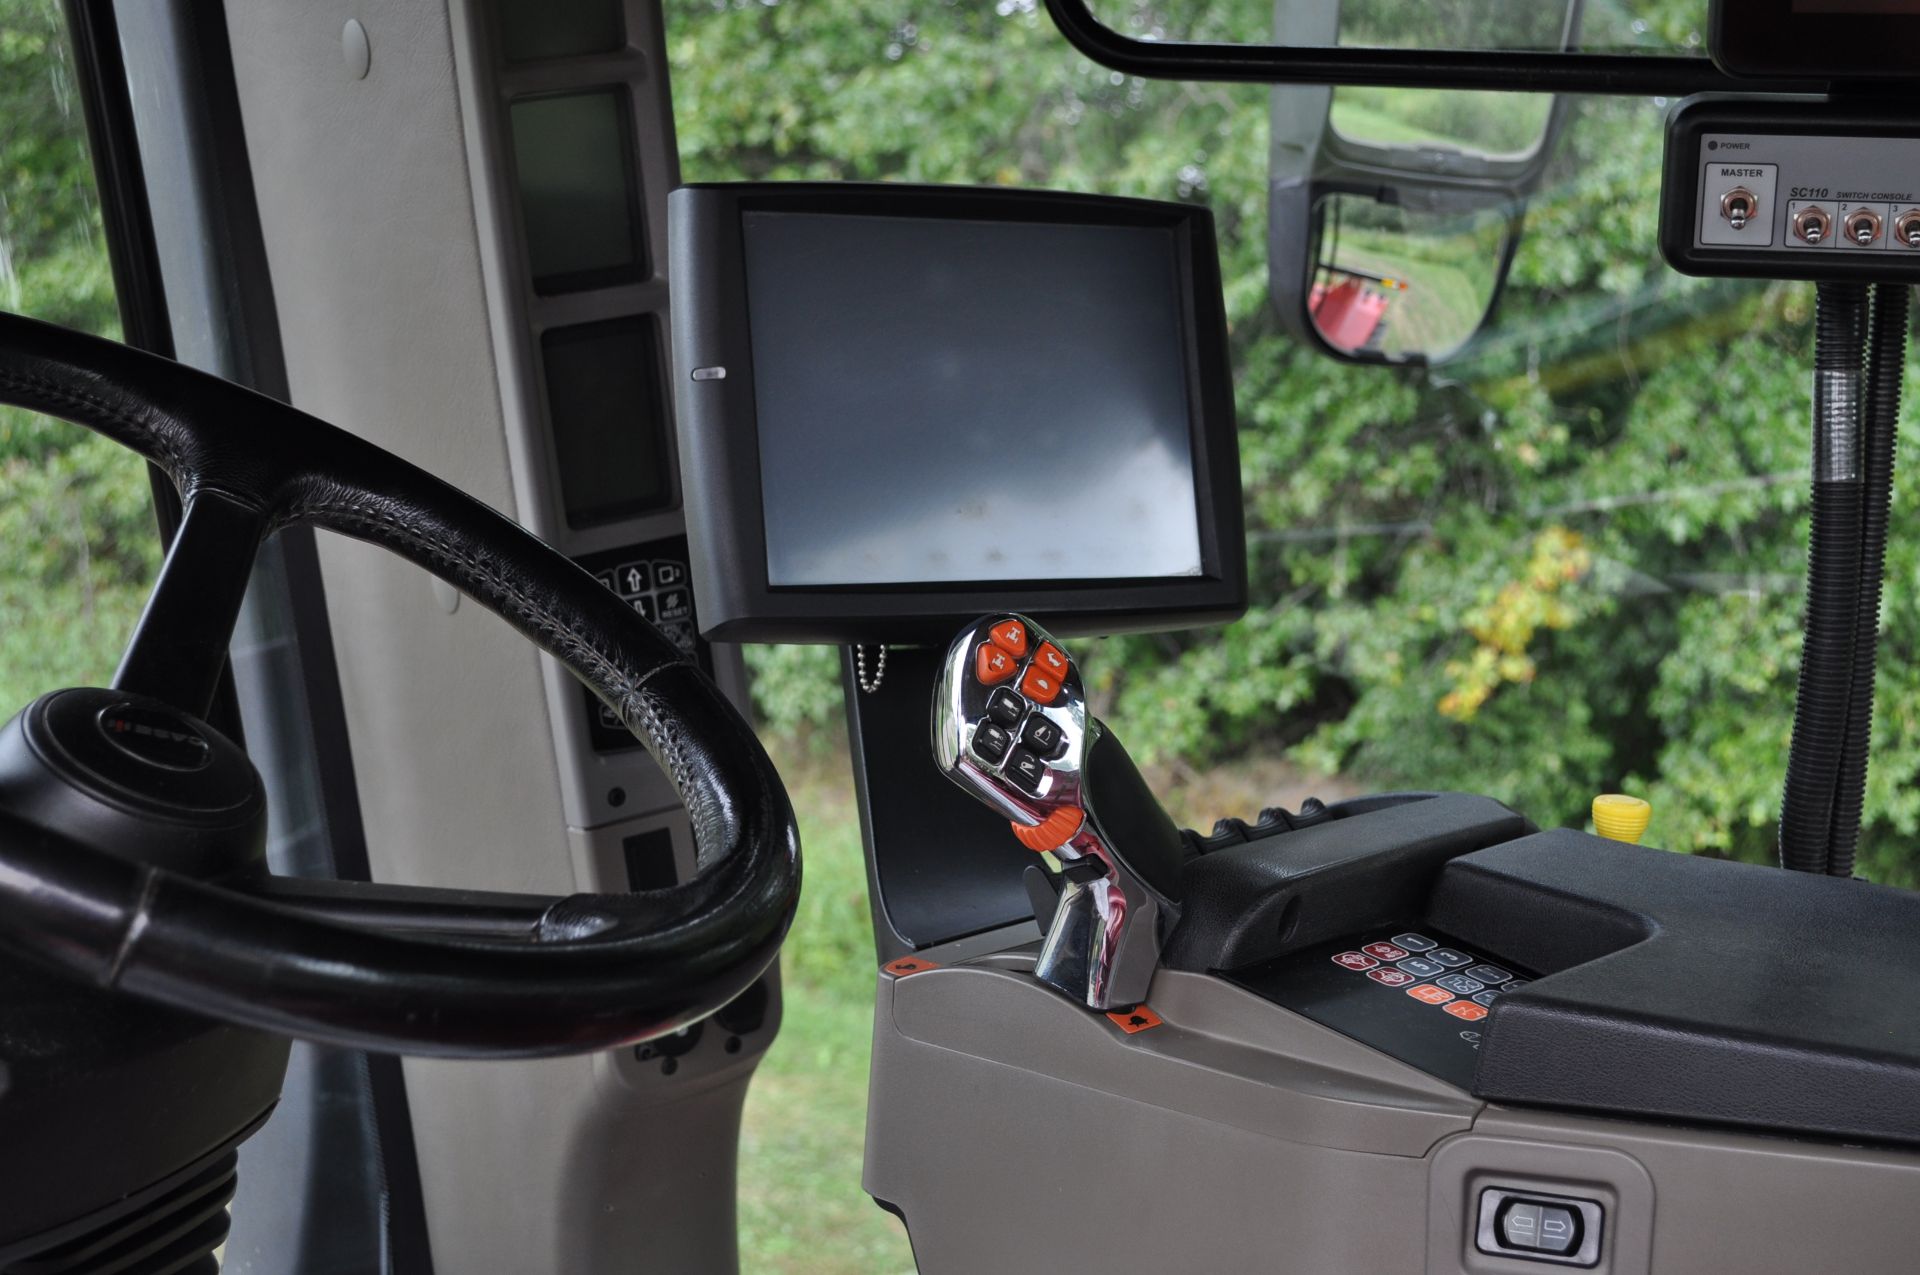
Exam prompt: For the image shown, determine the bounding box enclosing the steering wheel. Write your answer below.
[0,312,799,1059]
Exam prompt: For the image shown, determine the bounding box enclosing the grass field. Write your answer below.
[735,740,916,1275]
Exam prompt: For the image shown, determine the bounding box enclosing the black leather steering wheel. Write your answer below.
[0,312,800,1058]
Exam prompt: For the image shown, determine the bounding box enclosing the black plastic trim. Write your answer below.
[1432,831,1920,1148]
[1710,0,1920,82]
[844,645,1039,960]
[1043,0,1821,96]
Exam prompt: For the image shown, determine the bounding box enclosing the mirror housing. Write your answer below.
[1267,0,1580,365]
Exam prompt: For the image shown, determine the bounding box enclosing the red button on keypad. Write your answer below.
[1366,968,1415,988]
[1033,642,1070,678]
[989,619,1030,659]
[1019,663,1063,705]
[1362,942,1409,961]
[1331,951,1378,971]
[976,643,1019,685]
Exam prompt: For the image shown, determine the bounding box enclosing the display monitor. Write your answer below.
[1711,0,1920,78]
[669,183,1244,644]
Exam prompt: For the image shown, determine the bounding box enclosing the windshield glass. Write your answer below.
[668,4,1878,1271]
[1083,0,1712,54]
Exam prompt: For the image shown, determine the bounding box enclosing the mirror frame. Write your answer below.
[1265,0,1579,367]
[1044,0,1820,95]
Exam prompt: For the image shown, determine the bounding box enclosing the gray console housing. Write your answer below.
[866,936,1920,1274]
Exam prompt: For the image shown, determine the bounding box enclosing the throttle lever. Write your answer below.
[932,614,1185,1011]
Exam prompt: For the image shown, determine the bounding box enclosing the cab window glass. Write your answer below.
[669,4,1880,1272]
[1,1,158,713]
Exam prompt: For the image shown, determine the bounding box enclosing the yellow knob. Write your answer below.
[1592,794,1651,844]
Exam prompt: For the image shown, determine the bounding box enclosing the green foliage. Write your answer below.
[0,0,155,715]
[676,1,1920,887]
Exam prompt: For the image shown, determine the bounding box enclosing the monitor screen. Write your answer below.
[669,183,1245,643]
[542,316,675,528]
[740,211,1204,588]
[508,89,647,293]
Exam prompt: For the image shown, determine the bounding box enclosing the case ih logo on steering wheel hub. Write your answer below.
[96,704,213,772]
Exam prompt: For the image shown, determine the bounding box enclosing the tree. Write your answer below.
[0,0,158,714]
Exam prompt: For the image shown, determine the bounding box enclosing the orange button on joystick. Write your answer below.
[988,618,1030,658]
[1032,642,1070,678]
[976,643,1019,685]
[1011,806,1084,852]
[1019,663,1062,704]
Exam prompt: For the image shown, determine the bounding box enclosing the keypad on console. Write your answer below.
[1331,934,1526,1028]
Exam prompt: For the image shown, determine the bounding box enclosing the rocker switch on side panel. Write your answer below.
[1475,1188,1604,1267]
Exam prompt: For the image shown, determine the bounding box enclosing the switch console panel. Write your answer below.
[1661,98,1920,284]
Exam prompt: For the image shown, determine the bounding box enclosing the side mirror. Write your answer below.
[1294,190,1519,363]
[1268,0,1581,365]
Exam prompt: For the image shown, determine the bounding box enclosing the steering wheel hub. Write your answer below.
[0,689,266,879]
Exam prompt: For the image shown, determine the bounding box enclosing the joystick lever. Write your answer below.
[932,614,1188,1011]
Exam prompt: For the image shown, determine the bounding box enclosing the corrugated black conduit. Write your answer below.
[1780,282,1870,874]
[1827,284,1910,878]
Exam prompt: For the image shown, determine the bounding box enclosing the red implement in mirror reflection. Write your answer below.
[1309,267,1407,355]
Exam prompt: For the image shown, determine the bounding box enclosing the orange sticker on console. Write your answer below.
[883,957,940,978]
[1106,1005,1162,1033]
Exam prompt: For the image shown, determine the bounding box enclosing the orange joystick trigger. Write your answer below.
[1011,806,1084,852]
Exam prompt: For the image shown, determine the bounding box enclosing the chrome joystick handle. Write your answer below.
[932,614,1181,1011]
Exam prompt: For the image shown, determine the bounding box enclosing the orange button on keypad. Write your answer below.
[1019,663,1062,704]
[1407,984,1455,1006]
[1033,642,1070,679]
[976,643,1019,685]
[1444,1001,1488,1022]
[988,619,1030,658]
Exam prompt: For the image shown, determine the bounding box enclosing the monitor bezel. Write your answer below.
[671,182,1246,644]
[1710,0,1920,80]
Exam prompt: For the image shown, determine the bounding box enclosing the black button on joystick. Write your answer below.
[1005,747,1047,793]
[987,687,1028,728]
[972,722,1013,764]
[1022,715,1066,758]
